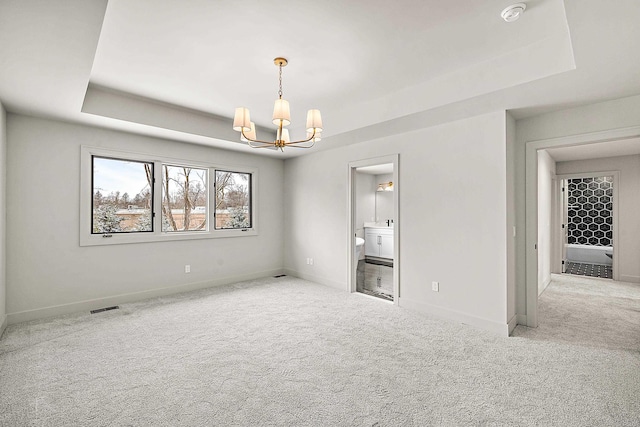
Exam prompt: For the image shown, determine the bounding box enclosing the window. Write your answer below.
[92,156,154,234]
[215,170,252,230]
[81,147,257,246]
[162,165,208,232]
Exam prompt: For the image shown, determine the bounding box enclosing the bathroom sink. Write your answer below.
[364,221,393,228]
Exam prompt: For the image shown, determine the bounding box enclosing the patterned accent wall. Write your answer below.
[567,176,613,246]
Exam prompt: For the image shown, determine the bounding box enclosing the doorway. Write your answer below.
[559,174,616,280]
[525,127,640,327]
[348,155,399,303]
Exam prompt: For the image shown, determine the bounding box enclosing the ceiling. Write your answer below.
[356,164,394,176]
[1,0,640,159]
[546,137,640,162]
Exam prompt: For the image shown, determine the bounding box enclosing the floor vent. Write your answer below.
[90,306,119,314]
[273,274,286,278]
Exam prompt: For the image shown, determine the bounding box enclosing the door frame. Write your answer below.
[525,125,640,327]
[348,154,400,303]
[555,172,620,280]
[558,177,567,273]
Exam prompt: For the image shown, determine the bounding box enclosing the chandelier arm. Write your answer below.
[283,128,316,145]
[241,126,318,149]
[283,140,316,148]
[248,141,280,149]
[284,140,315,146]
[241,128,276,145]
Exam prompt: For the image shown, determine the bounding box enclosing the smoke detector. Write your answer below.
[501,3,526,22]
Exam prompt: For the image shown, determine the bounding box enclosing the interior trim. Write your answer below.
[7,269,282,325]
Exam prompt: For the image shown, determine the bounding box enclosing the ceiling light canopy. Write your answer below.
[233,57,322,151]
[501,3,526,22]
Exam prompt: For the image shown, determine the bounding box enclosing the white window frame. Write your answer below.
[214,169,253,231]
[80,146,258,246]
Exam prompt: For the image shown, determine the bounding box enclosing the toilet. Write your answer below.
[355,237,365,260]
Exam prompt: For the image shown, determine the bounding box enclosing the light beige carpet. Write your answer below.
[513,273,640,352]
[1,276,639,426]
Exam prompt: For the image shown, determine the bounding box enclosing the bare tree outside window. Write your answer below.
[215,171,251,229]
[162,165,208,232]
[92,157,153,233]
[84,148,257,245]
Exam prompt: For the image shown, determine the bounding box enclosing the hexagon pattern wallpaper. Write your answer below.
[567,176,613,247]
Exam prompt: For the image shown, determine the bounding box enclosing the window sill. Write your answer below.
[80,228,258,247]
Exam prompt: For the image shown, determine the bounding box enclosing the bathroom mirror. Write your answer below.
[375,173,394,222]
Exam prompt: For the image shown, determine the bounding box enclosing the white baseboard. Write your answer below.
[538,277,551,296]
[398,297,510,337]
[0,314,7,340]
[7,268,283,325]
[517,314,528,326]
[507,314,519,336]
[619,274,640,284]
[283,268,345,291]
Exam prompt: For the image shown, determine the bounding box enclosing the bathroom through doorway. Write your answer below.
[348,155,399,303]
[558,173,617,280]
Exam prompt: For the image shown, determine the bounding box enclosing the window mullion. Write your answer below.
[209,167,215,233]
[153,161,163,235]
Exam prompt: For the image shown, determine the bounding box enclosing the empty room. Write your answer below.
[1,0,639,425]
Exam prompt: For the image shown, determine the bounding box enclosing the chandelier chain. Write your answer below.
[278,63,283,99]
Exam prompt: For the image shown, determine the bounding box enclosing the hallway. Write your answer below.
[513,273,640,352]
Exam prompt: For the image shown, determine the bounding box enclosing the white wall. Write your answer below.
[557,155,640,283]
[0,101,6,336]
[284,111,510,335]
[5,115,285,322]
[515,93,640,319]
[537,150,556,294]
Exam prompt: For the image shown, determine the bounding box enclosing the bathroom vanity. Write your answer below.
[364,226,394,260]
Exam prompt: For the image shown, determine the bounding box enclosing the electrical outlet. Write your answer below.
[431,281,439,292]
[310,258,314,265]
[185,265,191,273]
[306,258,310,265]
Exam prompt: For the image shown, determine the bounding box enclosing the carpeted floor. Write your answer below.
[1,275,639,426]
[513,273,640,352]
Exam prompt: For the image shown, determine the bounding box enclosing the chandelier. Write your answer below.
[232,57,323,151]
